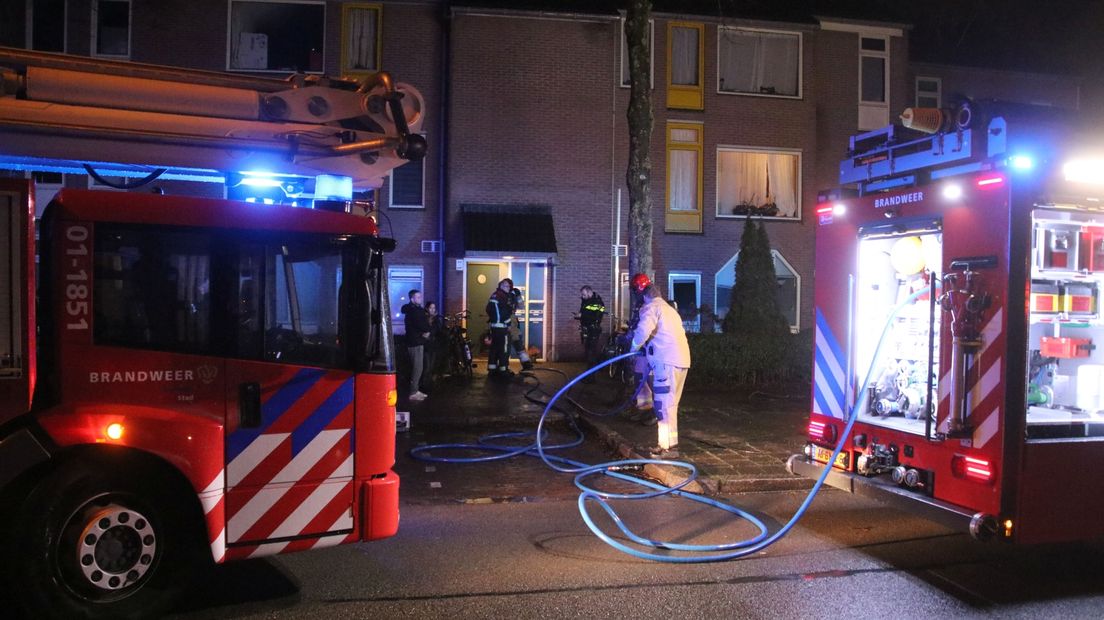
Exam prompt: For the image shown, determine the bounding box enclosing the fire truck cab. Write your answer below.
[790,100,1104,545]
[0,47,423,618]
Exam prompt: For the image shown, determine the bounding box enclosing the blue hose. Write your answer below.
[411,283,937,562]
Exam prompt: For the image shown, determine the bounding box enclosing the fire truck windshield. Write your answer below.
[91,226,393,372]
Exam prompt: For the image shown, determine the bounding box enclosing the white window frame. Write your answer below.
[226,0,326,73]
[91,0,131,59]
[387,266,424,336]
[667,271,701,333]
[388,134,426,209]
[915,75,942,108]
[858,35,889,129]
[619,17,654,89]
[715,145,802,221]
[714,249,801,332]
[27,0,68,52]
[716,26,802,99]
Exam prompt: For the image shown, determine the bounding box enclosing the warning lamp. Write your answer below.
[1063,159,1104,185]
[105,423,125,441]
[807,419,837,444]
[1009,155,1034,171]
[942,183,963,200]
[975,175,1005,189]
[952,454,994,484]
[832,203,847,216]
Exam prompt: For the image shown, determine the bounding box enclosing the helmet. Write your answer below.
[631,273,651,293]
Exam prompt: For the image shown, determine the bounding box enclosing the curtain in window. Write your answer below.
[719,30,798,96]
[671,27,699,85]
[718,151,768,209]
[346,8,379,71]
[669,149,698,211]
[766,153,798,216]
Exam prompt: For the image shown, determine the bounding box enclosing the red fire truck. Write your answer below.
[0,47,424,617]
[790,101,1104,544]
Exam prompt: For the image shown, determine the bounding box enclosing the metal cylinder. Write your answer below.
[26,66,262,121]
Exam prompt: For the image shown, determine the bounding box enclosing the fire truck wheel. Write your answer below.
[11,460,205,619]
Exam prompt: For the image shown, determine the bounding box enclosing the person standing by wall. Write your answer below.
[630,283,691,459]
[486,278,515,378]
[423,301,446,390]
[402,290,431,401]
[576,285,606,379]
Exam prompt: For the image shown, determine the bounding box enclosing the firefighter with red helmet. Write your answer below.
[630,281,691,458]
[486,278,515,378]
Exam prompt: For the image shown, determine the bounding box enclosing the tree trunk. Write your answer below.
[625,0,653,279]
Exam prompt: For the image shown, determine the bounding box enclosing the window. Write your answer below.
[389,140,425,209]
[859,35,889,129]
[341,3,381,75]
[716,147,801,220]
[29,0,66,52]
[228,1,324,72]
[94,227,213,353]
[915,76,941,108]
[666,22,704,110]
[387,266,423,336]
[667,272,701,333]
[715,250,800,332]
[92,0,130,58]
[666,122,702,233]
[620,18,654,88]
[718,27,801,98]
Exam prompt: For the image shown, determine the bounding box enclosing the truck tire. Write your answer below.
[10,460,205,619]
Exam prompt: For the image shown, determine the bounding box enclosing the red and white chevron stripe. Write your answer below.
[937,308,1005,448]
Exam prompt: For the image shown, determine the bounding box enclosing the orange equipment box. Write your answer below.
[1041,336,1094,359]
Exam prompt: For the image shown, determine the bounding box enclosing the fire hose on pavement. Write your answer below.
[411,285,936,562]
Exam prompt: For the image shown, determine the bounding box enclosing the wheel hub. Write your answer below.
[75,504,157,591]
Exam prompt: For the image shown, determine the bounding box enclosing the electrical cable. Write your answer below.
[411,283,937,562]
[83,164,166,189]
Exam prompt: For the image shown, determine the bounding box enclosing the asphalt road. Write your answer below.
[169,430,1104,619]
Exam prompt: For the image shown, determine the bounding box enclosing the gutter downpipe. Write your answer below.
[438,1,452,307]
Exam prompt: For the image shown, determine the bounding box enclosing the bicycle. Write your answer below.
[443,310,474,378]
[599,317,634,385]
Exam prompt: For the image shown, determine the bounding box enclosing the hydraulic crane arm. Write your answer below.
[0,46,426,190]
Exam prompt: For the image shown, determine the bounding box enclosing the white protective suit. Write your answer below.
[630,295,691,450]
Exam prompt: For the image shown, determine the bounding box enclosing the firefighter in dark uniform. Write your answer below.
[486,278,515,378]
[576,285,606,372]
[507,287,535,371]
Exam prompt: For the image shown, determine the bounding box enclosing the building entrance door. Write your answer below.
[464,260,548,361]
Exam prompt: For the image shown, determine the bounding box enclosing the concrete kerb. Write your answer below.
[576,415,813,497]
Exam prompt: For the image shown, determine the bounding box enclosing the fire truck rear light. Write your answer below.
[942,184,963,199]
[975,175,1005,189]
[816,205,833,215]
[833,204,846,216]
[105,423,124,441]
[387,389,398,407]
[952,455,994,483]
[807,420,837,444]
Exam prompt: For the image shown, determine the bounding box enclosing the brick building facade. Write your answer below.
[0,1,1080,361]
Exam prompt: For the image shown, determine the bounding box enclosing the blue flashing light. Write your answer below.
[315,175,353,201]
[240,177,284,188]
[1010,155,1035,171]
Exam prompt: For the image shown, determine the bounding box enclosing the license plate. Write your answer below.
[812,445,850,470]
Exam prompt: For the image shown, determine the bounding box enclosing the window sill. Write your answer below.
[716,90,802,101]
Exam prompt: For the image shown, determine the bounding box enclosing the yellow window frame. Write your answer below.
[666,21,704,110]
[666,122,703,233]
[341,3,383,76]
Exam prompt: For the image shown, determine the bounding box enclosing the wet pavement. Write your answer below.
[398,360,813,499]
